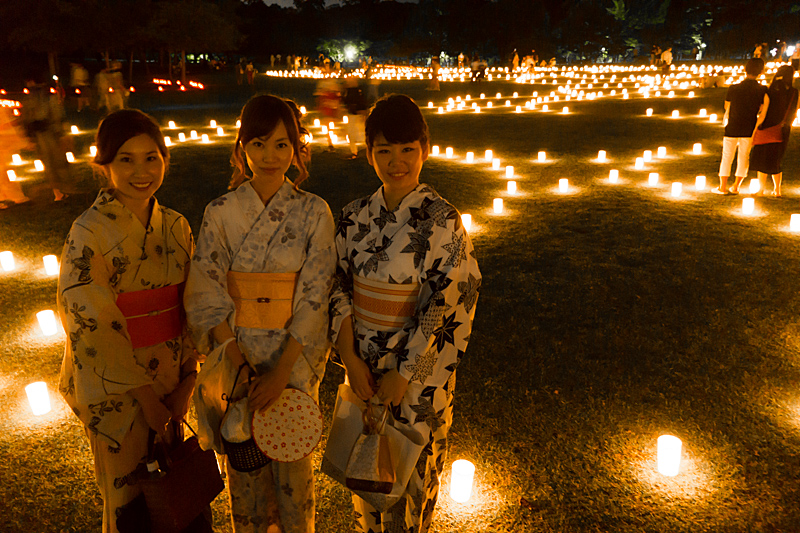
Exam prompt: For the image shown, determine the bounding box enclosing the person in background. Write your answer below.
[344,77,368,159]
[0,104,31,208]
[186,95,335,533]
[69,62,91,112]
[57,109,199,533]
[747,65,798,197]
[22,74,70,201]
[715,59,769,195]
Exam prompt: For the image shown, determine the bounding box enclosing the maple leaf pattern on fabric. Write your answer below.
[352,222,371,243]
[362,235,392,273]
[457,273,481,313]
[373,205,396,230]
[336,213,356,239]
[407,347,437,383]
[426,198,458,229]
[442,231,467,268]
[410,397,446,431]
[401,230,431,268]
[433,312,461,352]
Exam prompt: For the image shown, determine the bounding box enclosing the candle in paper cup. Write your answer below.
[493,198,503,214]
[695,175,706,190]
[43,255,59,276]
[648,173,659,186]
[657,435,682,477]
[609,169,619,183]
[25,382,51,416]
[37,310,59,336]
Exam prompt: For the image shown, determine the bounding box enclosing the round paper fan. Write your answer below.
[252,388,323,462]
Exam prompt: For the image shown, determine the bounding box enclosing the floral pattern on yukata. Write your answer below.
[330,183,481,533]
[185,179,336,533]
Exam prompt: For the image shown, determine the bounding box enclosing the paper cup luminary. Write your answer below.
[0,251,15,271]
[450,460,475,503]
[559,178,569,192]
[695,175,706,190]
[252,389,323,462]
[648,173,659,186]
[749,179,760,194]
[505,166,514,178]
[693,143,702,154]
[790,214,800,232]
[537,151,547,162]
[671,183,682,197]
[742,198,755,215]
[461,214,472,232]
[493,198,503,214]
[609,169,619,183]
[37,310,59,336]
[597,150,607,162]
[42,255,59,276]
[657,435,682,476]
[25,382,51,416]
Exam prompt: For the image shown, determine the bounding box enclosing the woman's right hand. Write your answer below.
[343,353,376,401]
[141,397,173,436]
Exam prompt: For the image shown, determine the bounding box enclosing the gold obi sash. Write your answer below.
[227,271,298,330]
[353,275,420,332]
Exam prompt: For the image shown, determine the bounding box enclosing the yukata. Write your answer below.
[58,191,194,533]
[330,183,481,533]
[185,179,336,533]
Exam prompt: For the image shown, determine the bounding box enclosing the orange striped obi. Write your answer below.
[227,271,298,330]
[353,275,420,331]
[116,282,184,349]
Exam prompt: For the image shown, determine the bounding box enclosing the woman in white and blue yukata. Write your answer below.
[330,94,482,533]
[185,95,336,533]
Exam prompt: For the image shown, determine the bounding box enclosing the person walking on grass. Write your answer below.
[747,65,798,197]
[713,58,768,195]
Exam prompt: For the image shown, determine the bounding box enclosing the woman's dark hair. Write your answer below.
[365,94,429,152]
[230,94,309,190]
[770,64,795,91]
[93,110,169,180]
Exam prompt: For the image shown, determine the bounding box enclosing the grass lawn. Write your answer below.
[2,70,800,532]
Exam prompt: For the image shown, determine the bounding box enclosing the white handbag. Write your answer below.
[192,338,236,453]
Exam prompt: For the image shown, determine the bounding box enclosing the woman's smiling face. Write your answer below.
[243,120,295,185]
[106,133,165,208]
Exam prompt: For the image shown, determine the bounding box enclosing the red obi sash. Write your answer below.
[115,282,185,349]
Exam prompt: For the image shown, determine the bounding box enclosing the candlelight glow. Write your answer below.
[164,136,172,146]
[699,109,707,117]
[657,435,682,477]
[25,382,51,416]
[742,197,755,215]
[671,183,682,197]
[657,147,666,158]
[493,198,503,214]
[450,460,475,503]
[178,132,186,142]
[6,170,16,181]
[34,160,44,172]
[597,150,606,162]
[646,108,653,116]
[695,175,706,190]
[609,169,619,183]
[791,214,800,232]
[0,251,15,271]
[90,145,97,157]
[561,106,569,114]
[461,214,472,231]
[66,152,75,163]
[671,110,680,118]
[201,134,210,143]
[559,178,569,192]
[492,158,500,170]
[505,166,514,178]
[37,310,59,336]
[210,120,217,128]
[168,121,177,129]
[446,147,454,158]
[12,154,22,165]
[749,179,760,194]
[314,119,320,127]
[70,125,79,134]
[507,181,517,194]
[709,114,718,123]
[643,150,652,162]
[537,151,547,162]
[190,130,198,139]
[431,145,440,156]
[466,152,474,163]
[635,157,644,169]
[43,255,58,276]
[693,143,702,154]
[217,127,224,136]
[648,173,659,186]
[485,150,492,161]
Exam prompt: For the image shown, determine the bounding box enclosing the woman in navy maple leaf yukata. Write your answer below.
[330,94,482,533]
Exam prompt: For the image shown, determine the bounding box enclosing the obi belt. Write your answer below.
[352,274,420,332]
[227,271,298,330]
[116,282,185,349]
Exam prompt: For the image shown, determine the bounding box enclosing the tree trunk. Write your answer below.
[129,50,134,85]
[104,50,110,69]
[181,50,186,85]
[47,52,57,78]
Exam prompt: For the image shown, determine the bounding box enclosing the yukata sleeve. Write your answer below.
[329,207,356,346]
[58,222,152,446]
[398,214,482,388]
[288,201,336,351]
[184,204,234,355]
[173,217,202,366]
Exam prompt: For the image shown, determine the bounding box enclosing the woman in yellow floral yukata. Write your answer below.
[58,110,197,533]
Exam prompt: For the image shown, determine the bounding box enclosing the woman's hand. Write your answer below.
[377,369,408,407]
[163,374,196,421]
[343,353,377,402]
[130,384,172,437]
[248,366,291,413]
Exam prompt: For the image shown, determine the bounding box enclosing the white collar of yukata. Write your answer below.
[376,182,436,212]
